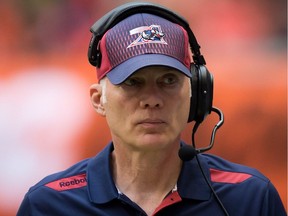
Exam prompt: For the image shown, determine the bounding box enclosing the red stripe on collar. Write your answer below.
[45,174,87,191]
[210,168,252,184]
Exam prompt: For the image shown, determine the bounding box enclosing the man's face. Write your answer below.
[98,66,191,152]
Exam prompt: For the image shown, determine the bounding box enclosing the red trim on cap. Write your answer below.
[178,25,192,68]
[97,33,112,81]
[210,168,252,184]
[153,191,182,215]
[45,174,87,191]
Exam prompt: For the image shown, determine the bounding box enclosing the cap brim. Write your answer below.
[106,54,191,84]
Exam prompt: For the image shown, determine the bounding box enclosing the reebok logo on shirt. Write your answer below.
[45,173,87,191]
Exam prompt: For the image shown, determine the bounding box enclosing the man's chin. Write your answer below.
[134,134,178,150]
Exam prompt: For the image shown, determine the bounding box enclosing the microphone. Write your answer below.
[178,144,198,161]
[178,107,230,216]
[178,107,224,161]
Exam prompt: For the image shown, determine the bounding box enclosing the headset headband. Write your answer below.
[88,2,206,67]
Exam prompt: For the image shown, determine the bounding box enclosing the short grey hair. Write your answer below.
[99,78,107,104]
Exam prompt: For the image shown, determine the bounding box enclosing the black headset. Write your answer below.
[88,2,213,123]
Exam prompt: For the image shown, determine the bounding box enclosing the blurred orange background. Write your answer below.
[0,0,286,215]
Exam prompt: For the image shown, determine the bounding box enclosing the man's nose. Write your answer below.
[139,85,164,108]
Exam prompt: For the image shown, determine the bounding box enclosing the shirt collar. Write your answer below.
[87,142,118,204]
[177,151,211,200]
[87,142,211,204]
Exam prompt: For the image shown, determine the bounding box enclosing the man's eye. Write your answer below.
[123,78,141,86]
[163,76,177,85]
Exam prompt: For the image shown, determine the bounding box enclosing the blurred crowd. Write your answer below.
[0,0,286,215]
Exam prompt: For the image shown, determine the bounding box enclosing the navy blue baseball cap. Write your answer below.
[97,13,192,84]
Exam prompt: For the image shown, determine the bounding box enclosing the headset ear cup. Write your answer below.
[196,65,213,122]
[188,64,198,122]
[188,64,213,123]
[88,34,98,67]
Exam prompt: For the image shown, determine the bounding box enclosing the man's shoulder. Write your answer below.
[28,157,91,194]
[197,154,286,215]
[26,143,112,196]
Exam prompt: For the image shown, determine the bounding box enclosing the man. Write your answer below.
[17,3,286,216]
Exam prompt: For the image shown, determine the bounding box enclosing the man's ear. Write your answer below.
[90,84,106,116]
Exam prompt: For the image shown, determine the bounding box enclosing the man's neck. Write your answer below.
[110,144,182,215]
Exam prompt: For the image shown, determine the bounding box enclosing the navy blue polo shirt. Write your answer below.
[17,142,286,216]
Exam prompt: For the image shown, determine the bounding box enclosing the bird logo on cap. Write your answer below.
[127,25,167,48]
